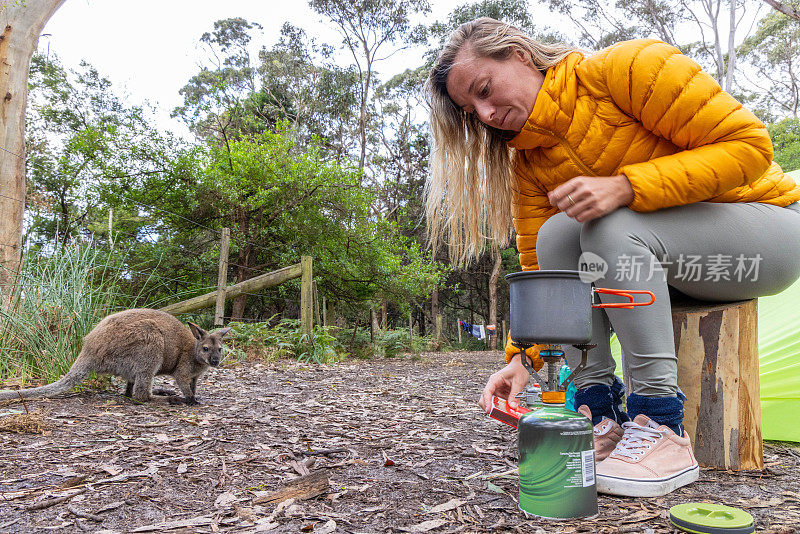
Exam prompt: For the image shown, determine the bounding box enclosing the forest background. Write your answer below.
[5,0,800,380]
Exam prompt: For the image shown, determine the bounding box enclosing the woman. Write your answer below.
[425,17,800,497]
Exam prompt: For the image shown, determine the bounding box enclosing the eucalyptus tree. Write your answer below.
[176,18,361,156]
[372,67,429,237]
[257,23,361,159]
[543,0,766,92]
[176,18,353,315]
[310,0,431,173]
[172,18,440,321]
[739,10,800,119]
[426,0,563,52]
[0,0,66,304]
[174,18,266,141]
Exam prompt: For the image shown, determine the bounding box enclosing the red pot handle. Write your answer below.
[592,288,656,309]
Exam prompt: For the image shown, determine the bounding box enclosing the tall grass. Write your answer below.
[0,242,127,384]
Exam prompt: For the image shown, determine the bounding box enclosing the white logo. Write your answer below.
[578,252,607,283]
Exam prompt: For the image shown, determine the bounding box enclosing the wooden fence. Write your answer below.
[160,254,314,336]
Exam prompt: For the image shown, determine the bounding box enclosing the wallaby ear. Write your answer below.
[216,327,232,338]
[188,322,206,340]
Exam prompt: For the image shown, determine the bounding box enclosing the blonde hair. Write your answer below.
[425,17,576,264]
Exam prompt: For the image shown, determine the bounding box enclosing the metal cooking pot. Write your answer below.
[506,270,655,345]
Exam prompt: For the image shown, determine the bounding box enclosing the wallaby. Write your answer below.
[0,309,231,405]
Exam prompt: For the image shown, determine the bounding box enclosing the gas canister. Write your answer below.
[517,395,598,519]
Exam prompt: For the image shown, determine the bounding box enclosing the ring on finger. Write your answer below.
[567,194,576,206]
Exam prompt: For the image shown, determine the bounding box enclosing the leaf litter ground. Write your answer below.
[1,351,798,533]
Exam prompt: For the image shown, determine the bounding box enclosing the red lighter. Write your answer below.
[488,396,531,429]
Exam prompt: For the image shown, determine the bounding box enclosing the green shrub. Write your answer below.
[769,117,800,172]
[333,324,438,359]
[297,326,341,364]
[227,318,345,364]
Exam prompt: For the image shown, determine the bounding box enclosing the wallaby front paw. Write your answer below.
[183,397,200,406]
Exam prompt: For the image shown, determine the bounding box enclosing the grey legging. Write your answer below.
[536,201,800,396]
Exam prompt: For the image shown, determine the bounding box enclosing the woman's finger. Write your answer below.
[563,195,589,217]
[478,386,491,413]
[507,378,526,408]
[479,375,499,413]
[549,185,578,208]
[480,373,510,413]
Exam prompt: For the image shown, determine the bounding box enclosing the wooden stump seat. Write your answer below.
[670,297,762,470]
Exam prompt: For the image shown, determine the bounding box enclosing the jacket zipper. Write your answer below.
[526,125,598,177]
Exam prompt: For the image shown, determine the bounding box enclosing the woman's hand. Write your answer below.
[548,174,634,222]
[478,354,531,413]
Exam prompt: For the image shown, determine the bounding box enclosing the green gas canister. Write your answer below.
[517,392,598,519]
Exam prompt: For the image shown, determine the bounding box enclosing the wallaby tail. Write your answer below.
[0,359,93,401]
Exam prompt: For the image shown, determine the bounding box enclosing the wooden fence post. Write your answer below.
[502,320,507,349]
[214,228,230,327]
[409,313,413,343]
[435,315,442,341]
[300,256,313,337]
[457,319,462,344]
[322,295,327,327]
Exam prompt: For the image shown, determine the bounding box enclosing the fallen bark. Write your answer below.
[252,470,330,505]
[24,488,87,511]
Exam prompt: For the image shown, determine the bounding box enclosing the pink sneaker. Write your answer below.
[577,405,624,461]
[596,414,699,497]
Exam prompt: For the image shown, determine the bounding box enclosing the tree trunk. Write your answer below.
[0,0,66,306]
[724,0,736,92]
[351,316,359,345]
[431,285,438,334]
[370,306,378,342]
[357,43,371,171]
[488,250,501,349]
[763,0,800,21]
[230,292,246,320]
[326,299,336,326]
[469,290,475,325]
[230,241,252,322]
[671,298,762,470]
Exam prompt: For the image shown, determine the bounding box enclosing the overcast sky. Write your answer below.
[38,0,485,136]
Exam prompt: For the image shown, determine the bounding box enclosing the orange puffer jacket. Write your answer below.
[508,38,800,272]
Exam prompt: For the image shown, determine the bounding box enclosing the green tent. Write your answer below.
[758,168,800,442]
[611,168,800,442]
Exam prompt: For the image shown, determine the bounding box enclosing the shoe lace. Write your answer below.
[611,422,665,460]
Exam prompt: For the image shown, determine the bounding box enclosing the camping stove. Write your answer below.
[505,269,654,406]
[513,342,596,406]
